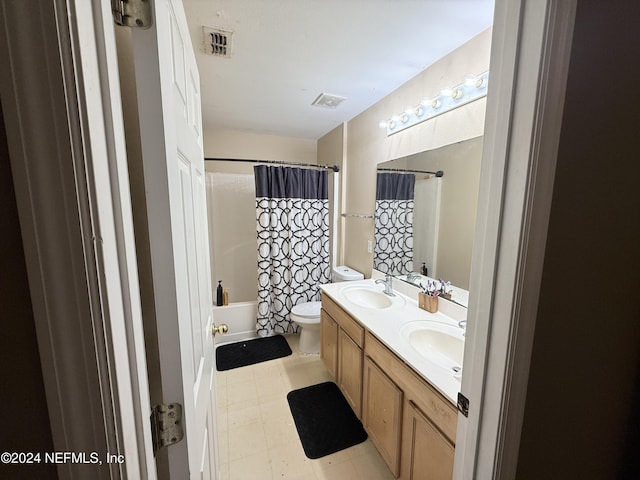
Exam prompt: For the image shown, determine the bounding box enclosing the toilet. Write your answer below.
[291,266,364,354]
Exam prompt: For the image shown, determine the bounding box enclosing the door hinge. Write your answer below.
[112,0,153,29]
[457,392,470,417]
[150,403,184,454]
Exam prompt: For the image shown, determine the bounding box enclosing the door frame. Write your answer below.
[456,0,577,478]
[0,0,155,478]
[1,0,580,479]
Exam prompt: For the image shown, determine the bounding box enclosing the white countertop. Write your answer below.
[320,278,465,405]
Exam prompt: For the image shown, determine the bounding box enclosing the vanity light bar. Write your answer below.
[379,71,489,136]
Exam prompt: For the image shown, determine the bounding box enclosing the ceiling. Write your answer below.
[183,0,494,140]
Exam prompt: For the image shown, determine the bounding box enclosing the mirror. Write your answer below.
[373,136,483,306]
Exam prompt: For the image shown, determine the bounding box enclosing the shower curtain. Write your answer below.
[254,166,331,337]
[374,172,415,275]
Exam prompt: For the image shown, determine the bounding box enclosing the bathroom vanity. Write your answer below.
[320,279,464,479]
[321,295,365,417]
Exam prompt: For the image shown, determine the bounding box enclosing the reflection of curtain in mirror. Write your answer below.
[254,166,331,337]
[374,173,415,275]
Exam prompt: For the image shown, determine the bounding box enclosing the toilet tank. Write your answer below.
[332,265,364,282]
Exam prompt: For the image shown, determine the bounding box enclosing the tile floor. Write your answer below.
[214,334,395,480]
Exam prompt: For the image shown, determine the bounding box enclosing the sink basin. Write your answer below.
[340,285,404,309]
[401,321,464,372]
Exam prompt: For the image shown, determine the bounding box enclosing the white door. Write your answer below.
[130,0,218,478]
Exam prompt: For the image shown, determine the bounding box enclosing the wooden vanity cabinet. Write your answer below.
[401,400,454,480]
[362,356,403,476]
[365,331,457,480]
[338,328,363,416]
[320,294,457,479]
[321,295,364,417]
[320,309,338,378]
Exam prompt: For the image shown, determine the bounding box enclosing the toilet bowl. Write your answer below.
[290,301,322,354]
[291,266,364,354]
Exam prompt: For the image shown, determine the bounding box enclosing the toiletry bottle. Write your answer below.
[421,262,428,277]
[223,288,229,306]
[216,281,223,306]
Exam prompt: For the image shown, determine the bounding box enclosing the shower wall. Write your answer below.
[206,172,257,303]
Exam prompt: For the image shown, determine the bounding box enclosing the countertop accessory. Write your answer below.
[418,292,438,313]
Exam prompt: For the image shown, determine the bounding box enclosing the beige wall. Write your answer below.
[1,96,57,480]
[318,124,346,267]
[515,1,640,477]
[317,124,344,169]
[326,28,492,278]
[203,129,317,174]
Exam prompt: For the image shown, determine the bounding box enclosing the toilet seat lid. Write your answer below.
[291,301,321,318]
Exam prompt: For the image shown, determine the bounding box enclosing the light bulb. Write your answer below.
[440,87,453,97]
[464,74,478,86]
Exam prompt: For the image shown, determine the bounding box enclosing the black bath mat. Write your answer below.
[287,381,368,459]
[216,335,292,371]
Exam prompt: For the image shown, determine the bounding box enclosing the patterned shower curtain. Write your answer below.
[374,172,415,275]
[254,166,331,337]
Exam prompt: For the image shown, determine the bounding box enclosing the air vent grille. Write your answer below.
[203,27,233,58]
[311,93,347,109]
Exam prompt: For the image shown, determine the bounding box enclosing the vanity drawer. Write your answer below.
[322,294,364,347]
[365,331,457,444]
[365,331,400,371]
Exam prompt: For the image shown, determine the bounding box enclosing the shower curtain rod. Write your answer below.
[377,167,444,177]
[205,157,340,172]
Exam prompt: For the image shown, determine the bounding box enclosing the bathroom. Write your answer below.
[158,1,640,477]
[193,1,492,477]
[4,1,639,479]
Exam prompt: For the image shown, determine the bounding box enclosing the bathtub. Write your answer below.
[212,301,259,346]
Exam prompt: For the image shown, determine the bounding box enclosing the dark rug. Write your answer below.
[287,381,368,459]
[216,335,292,371]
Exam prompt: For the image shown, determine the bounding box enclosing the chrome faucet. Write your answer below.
[406,272,421,283]
[458,320,467,337]
[375,274,395,296]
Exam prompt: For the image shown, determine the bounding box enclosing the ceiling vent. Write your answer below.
[311,93,347,109]
[203,26,233,58]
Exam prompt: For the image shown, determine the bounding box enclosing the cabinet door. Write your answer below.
[338,328,363,418]
[363,357,403,477]
[320,310,338,379]
[401,401,454,480]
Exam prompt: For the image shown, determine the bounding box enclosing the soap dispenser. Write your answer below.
[216,281,224,306]
[421,262,428,277]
